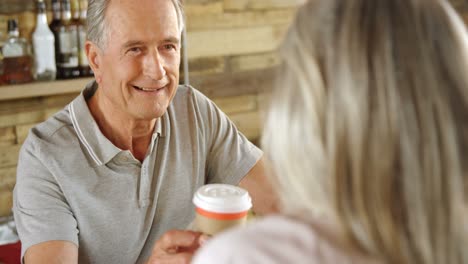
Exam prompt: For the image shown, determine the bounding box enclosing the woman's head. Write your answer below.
[262,0,468,263]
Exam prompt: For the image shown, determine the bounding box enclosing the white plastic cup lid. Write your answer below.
[193,184,252,213]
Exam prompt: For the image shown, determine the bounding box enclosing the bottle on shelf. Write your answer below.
[55,0,80,79]
[0,50,4,86]
[50,0,61,71]
[2,19,34,85]
[32,0,57,81]
[77,0,93,77]
[0,32,4,85]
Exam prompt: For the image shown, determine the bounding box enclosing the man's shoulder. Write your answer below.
[168,85,214,121]
[215,215,319,246]
[35,106,72,137]
[173,84,209,105]
[193,215,324,264]
[23,105,75,152]
[195,215,382,264]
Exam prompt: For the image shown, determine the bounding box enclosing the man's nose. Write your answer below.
[143,50,166,80]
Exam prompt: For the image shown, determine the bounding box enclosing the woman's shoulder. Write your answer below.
[193,214,382,264]
[192,214,338,264]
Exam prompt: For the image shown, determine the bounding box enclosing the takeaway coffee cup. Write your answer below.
[192,184,252,235]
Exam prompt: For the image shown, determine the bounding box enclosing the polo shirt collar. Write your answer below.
[68,81,163,166]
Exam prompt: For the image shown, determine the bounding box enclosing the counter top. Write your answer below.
[0,77,94,101]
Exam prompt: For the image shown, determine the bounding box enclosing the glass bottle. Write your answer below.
[50,0,61,71]
[50,0,62,29]
[56,0,80,79]
[0,31,4,85]
[0,49,4,86]
[2,19,34,84]
[77,0,92,76]
[32,0,57,81]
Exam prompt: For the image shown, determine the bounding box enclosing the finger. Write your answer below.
[164,252,193,264]
[156,230,203,252]
[148,251,194,264]
[179,234,211,254]
[198,234,210,246]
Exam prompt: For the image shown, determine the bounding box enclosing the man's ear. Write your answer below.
[86,41,103,83]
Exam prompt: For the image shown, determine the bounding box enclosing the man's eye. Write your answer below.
[127,47,142,54]
[163,44,176,51]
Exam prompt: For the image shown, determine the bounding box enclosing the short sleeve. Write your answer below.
[190,88,263,185]
[13,137,78,258]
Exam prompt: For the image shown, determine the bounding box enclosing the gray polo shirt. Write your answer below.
[13,82,262,263]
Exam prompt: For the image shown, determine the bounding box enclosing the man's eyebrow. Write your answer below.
[122,40,145,50]
[163,37,181,44]
[122,38,180,49]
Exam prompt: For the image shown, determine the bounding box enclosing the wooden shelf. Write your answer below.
[0,77,94,101]
[0,0,55,14]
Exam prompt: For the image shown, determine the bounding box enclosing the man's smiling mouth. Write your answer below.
[132,85,165,92]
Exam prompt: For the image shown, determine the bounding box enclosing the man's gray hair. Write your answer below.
[87,0,185,49]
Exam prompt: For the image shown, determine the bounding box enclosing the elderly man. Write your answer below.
[12,0,276,263]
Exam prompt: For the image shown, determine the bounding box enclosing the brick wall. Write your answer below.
[0,0,302,216]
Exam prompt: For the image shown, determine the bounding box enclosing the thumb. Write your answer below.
[156,230,203,253]
[198,234,211,246]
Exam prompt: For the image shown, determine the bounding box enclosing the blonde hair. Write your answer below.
[262,0,468,263]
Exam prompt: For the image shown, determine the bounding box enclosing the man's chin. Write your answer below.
[135,106,168,121]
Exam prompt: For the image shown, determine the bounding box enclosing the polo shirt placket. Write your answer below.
[69,93,162,209]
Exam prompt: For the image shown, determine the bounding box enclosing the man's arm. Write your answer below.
[24,241,78,264]
[239,157,279,215]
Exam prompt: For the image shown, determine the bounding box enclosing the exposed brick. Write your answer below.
[224,0,305,11]
[192,66,278,98]
[43,93,77,108]
[188,57,225,75]
[229,111,261,140]
[223,0,249,10]
[187,8,296,31]
[15,123,36,145]
[0,189,13,217]
[0,127,16,145]
[187,26,283,59]
[0,166,16,190]
[44,106,65,120]
[0,110,45,128]
[0,145,21,168]
[185,1,223,16]
[187,0,220,3]
[0,97,43,114]
[229,52,281,73]
[213,95,258,114]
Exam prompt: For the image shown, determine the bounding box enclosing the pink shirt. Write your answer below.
[192,215,382,264]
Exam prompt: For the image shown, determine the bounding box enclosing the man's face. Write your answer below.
[93,0,181,121]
